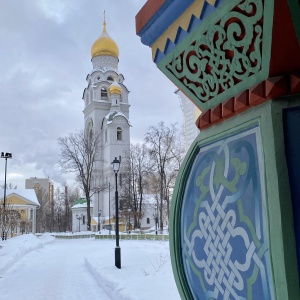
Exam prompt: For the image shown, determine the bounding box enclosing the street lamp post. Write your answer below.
[128,209,131,234]
[155,203,158,235]
[97,190,100,232]
[98,210,101,233]
[1,152,12,241]
[112,157,121,269]
[76,213,83,232]
[108,182,111,235]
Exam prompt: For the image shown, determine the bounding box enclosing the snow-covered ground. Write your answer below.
[0,233,180,300]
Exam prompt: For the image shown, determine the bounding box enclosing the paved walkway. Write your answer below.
[0,239,111,300]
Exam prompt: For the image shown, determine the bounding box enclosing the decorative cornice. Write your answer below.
[136,0,195,46]
[135,0,166,35]
[152,0,217,62]
[158,0,272,112]
[197,73,300,130]
[136,0,300,130]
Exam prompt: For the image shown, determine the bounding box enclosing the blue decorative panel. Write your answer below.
[283,105,300,282]
[180,126,274,299]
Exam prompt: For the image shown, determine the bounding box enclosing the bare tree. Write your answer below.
[0,207,2,235]
[58,130,101,231]
[120,143,152,229]
[7,208,21,238]
[52,187,64,232]
[35,188,50,233]
[0,201,21,238]
[0,183,17,189]
[0,206,7,239]
[19,219,31,234]
[67,186,81,207]
[145,122,183,232]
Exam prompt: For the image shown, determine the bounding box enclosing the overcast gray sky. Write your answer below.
[0,0,183,188]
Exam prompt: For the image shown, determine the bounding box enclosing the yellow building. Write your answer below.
[0,189,40,237]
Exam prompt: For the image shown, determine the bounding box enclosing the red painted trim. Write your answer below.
[196,73,300,130]
[269,0,300,76]
[135,0,166,34]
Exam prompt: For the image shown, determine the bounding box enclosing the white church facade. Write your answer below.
[81,19,131,232]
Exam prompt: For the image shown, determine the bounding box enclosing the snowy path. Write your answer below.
[0,239,111,300]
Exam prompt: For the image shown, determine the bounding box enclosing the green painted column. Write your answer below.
[170,98,300,299]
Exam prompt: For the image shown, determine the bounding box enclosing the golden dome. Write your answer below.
[91,21,119,59]
[109,81,122,95]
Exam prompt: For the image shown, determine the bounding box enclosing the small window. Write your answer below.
[83,215,85,225]
[117,127,122,141]
[147,218,150,224]
[101,87,108,99]
[107,76,113,81]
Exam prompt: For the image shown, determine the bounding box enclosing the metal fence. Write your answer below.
[52,233,169,241]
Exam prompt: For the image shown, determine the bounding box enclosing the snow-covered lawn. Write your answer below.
[0,234,180,300]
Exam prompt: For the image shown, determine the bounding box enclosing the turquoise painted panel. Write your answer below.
[180,126,274,299]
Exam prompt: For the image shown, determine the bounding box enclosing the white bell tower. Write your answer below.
[82,18,131,231]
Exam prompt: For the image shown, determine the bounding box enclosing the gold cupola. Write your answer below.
[109,80,122,95]
[91,21,119,59]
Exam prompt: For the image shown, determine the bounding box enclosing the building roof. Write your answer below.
[72,198,94,209]
[104,111,131,125]
[0,189,40,206]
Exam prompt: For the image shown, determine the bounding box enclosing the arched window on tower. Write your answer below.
[89,128,93,145]
[101,87,108,100]
[117,127,122,141]
[107,76,113,82]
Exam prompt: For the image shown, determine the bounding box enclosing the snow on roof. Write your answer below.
[72,199,94,209]
[0,189,40,206]
[104,111,131,125]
